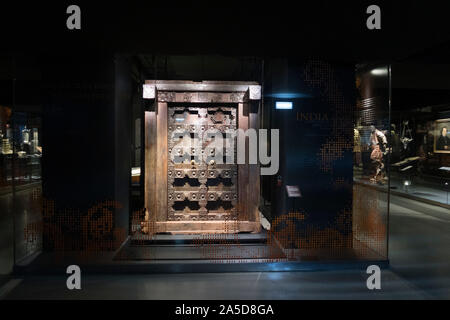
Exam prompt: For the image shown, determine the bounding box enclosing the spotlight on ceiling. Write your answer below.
[371,68,388,76]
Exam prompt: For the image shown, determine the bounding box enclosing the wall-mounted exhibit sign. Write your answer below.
[286,185,301,198]
[275,101,293,110]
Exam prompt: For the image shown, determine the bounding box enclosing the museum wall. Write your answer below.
[40,53,120,250]
[270,60,355,249]
[114,55,132,237]
[0,55,13,106]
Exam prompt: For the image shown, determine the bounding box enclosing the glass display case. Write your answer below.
[388,105,450,205]
[354,63,450,207]
[1,105,43,269]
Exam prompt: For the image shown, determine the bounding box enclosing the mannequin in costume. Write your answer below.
[369,125,388,183]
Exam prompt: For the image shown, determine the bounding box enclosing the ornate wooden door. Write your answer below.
[167,105,238,222]
[143,81,261,234]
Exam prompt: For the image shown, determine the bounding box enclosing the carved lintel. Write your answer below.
[144,80,260,93]
[158,91,246,103]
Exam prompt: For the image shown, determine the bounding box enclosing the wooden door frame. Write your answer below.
[143,81,261,234]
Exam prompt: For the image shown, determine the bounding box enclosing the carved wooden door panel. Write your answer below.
[167,105,238,222]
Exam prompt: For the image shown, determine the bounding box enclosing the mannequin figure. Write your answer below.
[369,125,388,183]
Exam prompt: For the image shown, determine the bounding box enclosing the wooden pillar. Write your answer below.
[156,102,168,221]
[145,111,157,220]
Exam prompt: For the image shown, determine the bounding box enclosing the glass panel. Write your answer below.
[0,54,14,274]
[10,55,44,266]
[0,107,14,275]
[353,64,391,259]
[12,112,43,263]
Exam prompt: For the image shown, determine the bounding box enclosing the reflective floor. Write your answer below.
[0,185,41,275]
[388,195,450,299]
[2,270,429,300]
[1,188,450,299]
[389,179,450,205]
[0,189,13,275]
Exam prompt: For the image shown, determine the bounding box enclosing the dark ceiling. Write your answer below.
[1,2,450,63]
